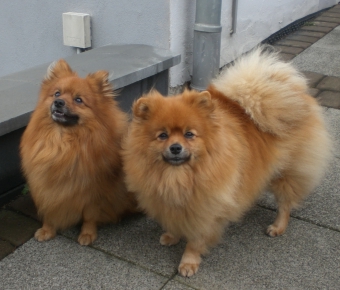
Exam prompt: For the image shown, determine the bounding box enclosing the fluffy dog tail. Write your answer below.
[212,46,311,137]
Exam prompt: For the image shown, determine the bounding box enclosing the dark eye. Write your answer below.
[74,97,83,104]
[54,91,61,97]
[184,132,195,139]
[158,132,168,140]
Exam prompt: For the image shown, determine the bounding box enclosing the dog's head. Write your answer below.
[38,59,114,126]
[131,89,216,166]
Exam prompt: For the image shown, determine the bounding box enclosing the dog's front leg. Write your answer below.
[178,240,206,277]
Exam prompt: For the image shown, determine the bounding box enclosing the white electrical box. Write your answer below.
[62,12,91,48]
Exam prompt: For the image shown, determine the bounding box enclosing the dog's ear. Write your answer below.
[195,91,212,108]
[44,59,74,81]
[132,90,161,121]
[86,70,114,98]
[133,97,152,120]
[187,90,214,114]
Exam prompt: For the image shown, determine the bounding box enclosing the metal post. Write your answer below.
[191,0,222,91]
[230,0,238,35]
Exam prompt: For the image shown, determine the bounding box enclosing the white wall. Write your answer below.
[0,0,337,87]
[168,0,338,87]
[0,0,170,78]
[169,0,196,88]
[219,0,338,67]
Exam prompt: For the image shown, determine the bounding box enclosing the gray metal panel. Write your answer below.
[191,31,221,91]
[195,0,222,26]
[116,70,169,113]
[0,44,180,137]
[191,0,222,91]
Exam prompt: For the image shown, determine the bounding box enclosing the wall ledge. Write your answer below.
[0,44,180,137]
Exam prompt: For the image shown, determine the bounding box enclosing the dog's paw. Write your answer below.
[266,224,285,237]
[34,228,56,242]
[178,262,199,277]
[78,233,97,246]
[160,233,180,246]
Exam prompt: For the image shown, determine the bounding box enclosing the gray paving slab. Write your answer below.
[308,87,320,97]
[274,45,304,55]
[317,75,340,91]
[315,16,340,24]
[317,91,340,109]
[329,7,340,14]
[0,210,40,246]
[278,53,295,61]
[286,34,319,43]
[0,240,15,260]
[7,194,39,221]
[0,236,168,290]
[325,108,340,158]
[163,280,196,290]
[300,25,333,33]
[275,39,311,49]
[293,26,340,77]
[174,207,340,290]
[301,71,325,87]
[63,214,185,277]
[304,25,340,48]
[322,12,340,18]
[313,21,339,28]
[293,30,326,38]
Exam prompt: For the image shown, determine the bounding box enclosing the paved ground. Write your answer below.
[1,4,340,290]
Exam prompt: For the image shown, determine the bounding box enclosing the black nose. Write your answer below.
[54,99,65,108]
[169,143,182,155]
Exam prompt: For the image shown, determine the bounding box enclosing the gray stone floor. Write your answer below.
[293,26,340,77]
[1,5,340,290]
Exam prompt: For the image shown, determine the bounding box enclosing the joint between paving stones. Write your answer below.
[158,273,182,290]
[61,233,175,280]
[313,75,327,88]
[256,205,340,234]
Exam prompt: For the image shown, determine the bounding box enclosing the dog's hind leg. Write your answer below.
[267,174,309,237]
[160,232,180,246]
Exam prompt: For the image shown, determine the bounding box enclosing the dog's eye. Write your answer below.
[158,133,168,140]
[54,91,61,97]
[184,132,194,139]
[74,97,83,104]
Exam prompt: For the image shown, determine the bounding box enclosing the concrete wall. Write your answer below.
[0,0,337,87]
[0,1,170,78]
[169,0,337,87]
[219,0,338,67]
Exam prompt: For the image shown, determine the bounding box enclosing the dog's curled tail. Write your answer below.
[212,46,311,137]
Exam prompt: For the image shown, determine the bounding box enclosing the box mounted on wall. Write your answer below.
[62,12,91,48]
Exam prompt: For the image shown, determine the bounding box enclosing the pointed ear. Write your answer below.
[132,97,151,121]
[44,59,74,81]
[132,90,162,120]
[195,91,212,108]
[86,70,114,97]
[187,90,214,114]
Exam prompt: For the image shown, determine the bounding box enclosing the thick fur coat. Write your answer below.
[122,47,332,276]
[20,60,136,245]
